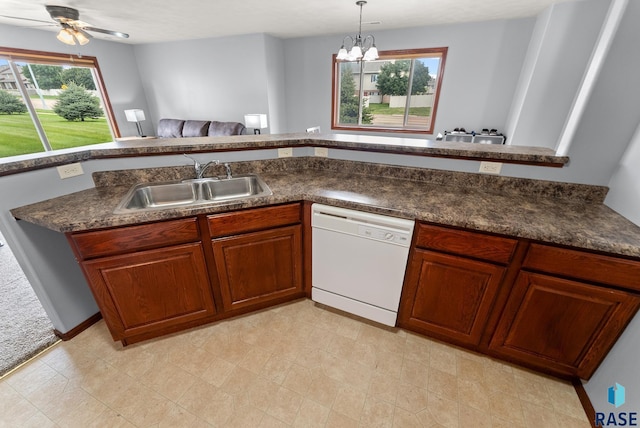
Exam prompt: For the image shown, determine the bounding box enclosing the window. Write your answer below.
[332,47,447,134]
[0,47,119,158]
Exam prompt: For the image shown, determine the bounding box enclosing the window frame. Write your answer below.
[331,47,448,135]
[0,46,121,148]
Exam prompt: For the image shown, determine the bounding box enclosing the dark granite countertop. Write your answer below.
[0,133,568,176]
[10,157,640,259]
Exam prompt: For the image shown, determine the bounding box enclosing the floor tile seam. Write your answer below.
[72,367,146,416]
[390,404,423,426]
[520,401,582,427]
[305,390,339,415]
[487,391,527,425]
[289,397,330,427]
[139,372,199,405]
[330,392,368,425]
[548,401,591,422]
[26,381,125,428]
[515,391,556,411]
[417,398,459,427]
[66,402,132,428]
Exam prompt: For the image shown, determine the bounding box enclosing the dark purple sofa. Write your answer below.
[157,118,245,138]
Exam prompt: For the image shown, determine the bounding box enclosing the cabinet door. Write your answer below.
[212,225,303,311]
[398,249,506,347]
[489,272,640,379]
[82,243,216,341]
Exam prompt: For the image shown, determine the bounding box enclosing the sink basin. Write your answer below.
[115,175,272,212]
[122,182,198,209]
[200,175,269,202]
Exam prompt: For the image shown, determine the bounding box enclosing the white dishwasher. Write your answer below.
[311,203,414,326]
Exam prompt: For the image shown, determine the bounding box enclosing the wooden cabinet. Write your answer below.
[81,243,215,342]
[399,249,506,346]
[68,203,305,345]
[67,204,639,378]
[69,218,216,343]
[399,224,640,380]
[208,203,304,312]
[489,244,640,379]
[212,226,302,311]
[398,224,517,347]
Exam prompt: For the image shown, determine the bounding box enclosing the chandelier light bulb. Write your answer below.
[337,1,378,62]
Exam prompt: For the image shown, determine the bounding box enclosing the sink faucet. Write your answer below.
[184,154,219,179]
[223,163,232,179]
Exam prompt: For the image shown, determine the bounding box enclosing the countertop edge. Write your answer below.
[0,133,568,176]
[10,166,640,259]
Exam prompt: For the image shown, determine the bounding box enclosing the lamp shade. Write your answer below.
[57,28,76,45]
[349,45,363,61]
[244,114,268,129]
[124,109,146,122]
[74,29,91,45]
[337,46,349,60]
[363,45,379,61]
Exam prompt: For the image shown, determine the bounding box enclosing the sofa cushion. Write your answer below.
[182,120,211,137]
[157,119,185,138]
[208,121,246,136]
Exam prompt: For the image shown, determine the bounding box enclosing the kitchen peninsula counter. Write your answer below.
[0,133,568,177]
[10,156,640,259]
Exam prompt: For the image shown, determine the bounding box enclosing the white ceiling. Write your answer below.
[0,0,582,44]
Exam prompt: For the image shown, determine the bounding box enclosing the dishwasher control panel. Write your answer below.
[357,224,411,246]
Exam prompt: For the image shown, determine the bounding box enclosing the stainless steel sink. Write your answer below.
[121,182,198,209]
[200,175,268,202]
[115,175,272,212]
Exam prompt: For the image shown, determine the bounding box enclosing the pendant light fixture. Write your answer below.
[337,1,379,62]
[56,23,90,46]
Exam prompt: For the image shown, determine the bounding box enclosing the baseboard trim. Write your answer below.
[53,312,102,341]
[573,378,596,428]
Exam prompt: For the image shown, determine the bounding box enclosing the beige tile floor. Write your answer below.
[0,299,591,427]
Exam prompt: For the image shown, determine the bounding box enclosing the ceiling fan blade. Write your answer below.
[0,14,55,25]
[75,27,93,39]
[82,26,129,39]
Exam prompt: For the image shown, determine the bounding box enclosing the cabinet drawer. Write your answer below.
[523,243,640,292]
[70,217,200,259]
[208,203,301,238]
[415,223,518,264]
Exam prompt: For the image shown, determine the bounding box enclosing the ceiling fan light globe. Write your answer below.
[56,28,76,45]
[75,29,91,45]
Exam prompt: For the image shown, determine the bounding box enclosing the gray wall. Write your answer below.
[506,0,610,150]
[277,0,639,188]
[264,35,288,134]
[283,18,534,137]
[584,131,640,412]
[0,23,150,138]
[133,33,275,134]
[0,167,99,333]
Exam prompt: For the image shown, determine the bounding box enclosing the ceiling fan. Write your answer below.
[1,5,129,46]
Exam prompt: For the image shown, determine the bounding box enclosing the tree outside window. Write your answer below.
[332,47,447,134]
[0,47,118,158]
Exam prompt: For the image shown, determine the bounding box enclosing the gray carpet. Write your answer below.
[0,232,59,377]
